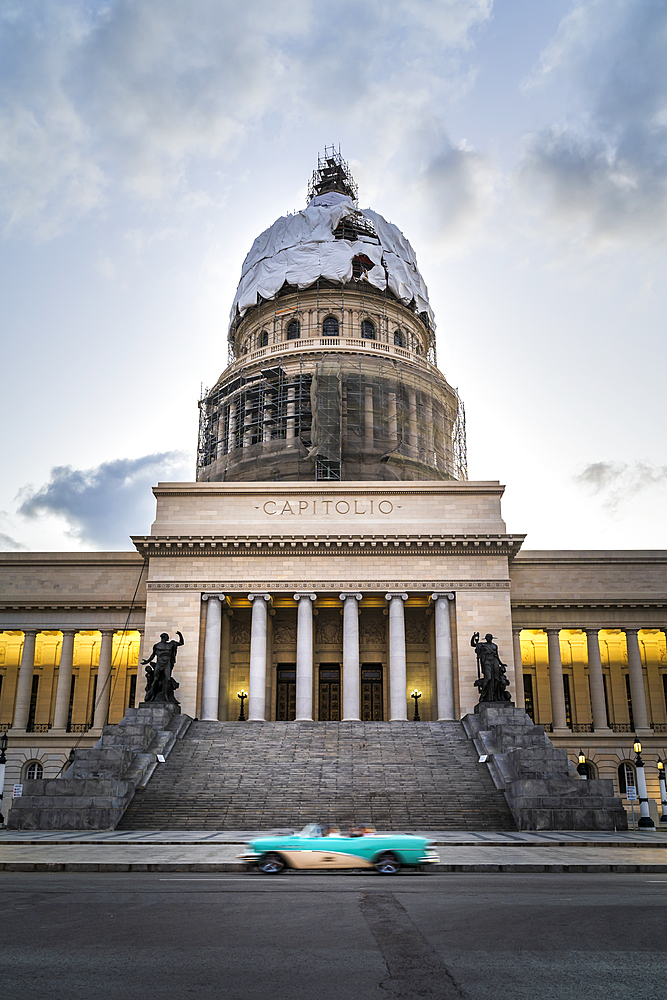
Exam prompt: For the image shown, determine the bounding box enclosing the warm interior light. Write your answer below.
[578,752,586,765]
[658,760,664,772]
[634,741,642,754]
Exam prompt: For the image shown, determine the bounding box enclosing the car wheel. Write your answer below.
[374,852,400,875]
[258,852,286,874]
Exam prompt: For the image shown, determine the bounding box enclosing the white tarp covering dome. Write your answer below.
[229,191,434,332]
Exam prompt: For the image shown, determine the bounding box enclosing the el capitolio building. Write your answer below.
[2,150,666,832]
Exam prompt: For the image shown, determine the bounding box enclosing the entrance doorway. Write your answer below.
[276,666,296,721]
[318,666,341,721]
[361,665,383,720]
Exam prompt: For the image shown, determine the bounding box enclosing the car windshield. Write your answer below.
[299,823,323,838]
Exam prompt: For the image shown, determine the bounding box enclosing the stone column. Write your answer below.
[218,610,231,721]
[340,593,362,720]
[294,594,316,721]
[431,593,455,720]
[408,390,418,457]
[134,630,146,706]
[585,628,612,732]
[545,628,569,733]
[512,628,525,712]
[386,593,408,721]
[201,594,224,721]
[364,386,374,452]
[624,628,651,736]
[248,594,271,721]
[227,400,237,452]
[93,630,115,729]
[388,393,398,449]
[13,630,38,730]
[286,385,295,439]
[52,630,76,731]
[423,397,434,465]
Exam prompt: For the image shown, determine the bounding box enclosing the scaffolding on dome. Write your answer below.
[308,145,358,205]
[197,302,468,485]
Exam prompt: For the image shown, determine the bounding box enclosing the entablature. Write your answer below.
[132,532,525,559]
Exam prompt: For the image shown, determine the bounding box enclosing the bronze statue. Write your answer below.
[142,631,183,704]
[471,631,512,705]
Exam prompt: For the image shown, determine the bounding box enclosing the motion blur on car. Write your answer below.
[238,823,440,873]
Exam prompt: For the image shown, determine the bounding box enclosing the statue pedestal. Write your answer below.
[463,703,628,831]
[474,699,515,715]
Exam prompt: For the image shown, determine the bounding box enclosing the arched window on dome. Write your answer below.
[322,315,339,337]
[361,319,375,340]
[393,330,405,348]
[24,760,43,781]
[286,319,300,340]
[618,761,636,795]
[259,330,269,347]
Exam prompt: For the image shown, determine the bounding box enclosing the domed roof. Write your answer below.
[229,190,434,333]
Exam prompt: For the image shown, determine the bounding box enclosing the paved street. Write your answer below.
[1,872,665,999]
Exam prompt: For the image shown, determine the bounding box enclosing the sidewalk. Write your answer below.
[2,829,667,873]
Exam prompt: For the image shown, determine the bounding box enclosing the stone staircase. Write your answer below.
[118,721,516,831]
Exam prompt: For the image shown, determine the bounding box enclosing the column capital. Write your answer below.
[202,592,227,603]
[623,627,639,636]
[60,628,77,637]
[21,629,38,637]
[544,627,561,636]
[431,592,455,602]
[294,593,316,602]
[584,627,600,635]
[339,592,362,602]
[248,593,271,603]
[385,592,408,602]
[99,628,116,637]
[511,626,522,636]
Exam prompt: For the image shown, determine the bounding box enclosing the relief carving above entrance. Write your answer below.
[315,616,342,645]
[360,620,385,644]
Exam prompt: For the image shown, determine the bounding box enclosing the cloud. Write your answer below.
[574,460,667,513]
[0,0,492,238]
[519,0,667,245]
[16,452,190,547]
[0,531,26,551]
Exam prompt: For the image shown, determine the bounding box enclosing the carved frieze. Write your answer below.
[231,620,251,644]
[273,620,297,645]
[405,619,428,644]
[360,620,385,644]
[315,616,342,645]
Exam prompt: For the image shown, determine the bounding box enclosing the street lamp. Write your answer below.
[0,731,8,827]
[633,741,655,830]
[411,689,421,722]
[658,760,667,825]
[237,690,248,722]
[577,751,588,779]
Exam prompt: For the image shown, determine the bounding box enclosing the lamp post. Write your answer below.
[0,731,8,826]
[237,690,248,722]
[633,741,655,830]
[658,760,667,825]
[577,751,588,779]
[411,690,421,722]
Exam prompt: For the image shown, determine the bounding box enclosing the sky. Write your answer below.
[1,0,666,553]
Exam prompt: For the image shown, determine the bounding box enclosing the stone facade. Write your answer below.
[1,491,665,827]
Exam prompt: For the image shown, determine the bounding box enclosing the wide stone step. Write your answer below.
[118,721,516,831]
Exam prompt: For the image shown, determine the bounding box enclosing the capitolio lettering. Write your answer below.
[259,497,395,515]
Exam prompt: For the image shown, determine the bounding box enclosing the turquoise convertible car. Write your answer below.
[238,824,440,874]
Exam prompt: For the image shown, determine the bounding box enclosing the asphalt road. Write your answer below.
[1,872,665,1000]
